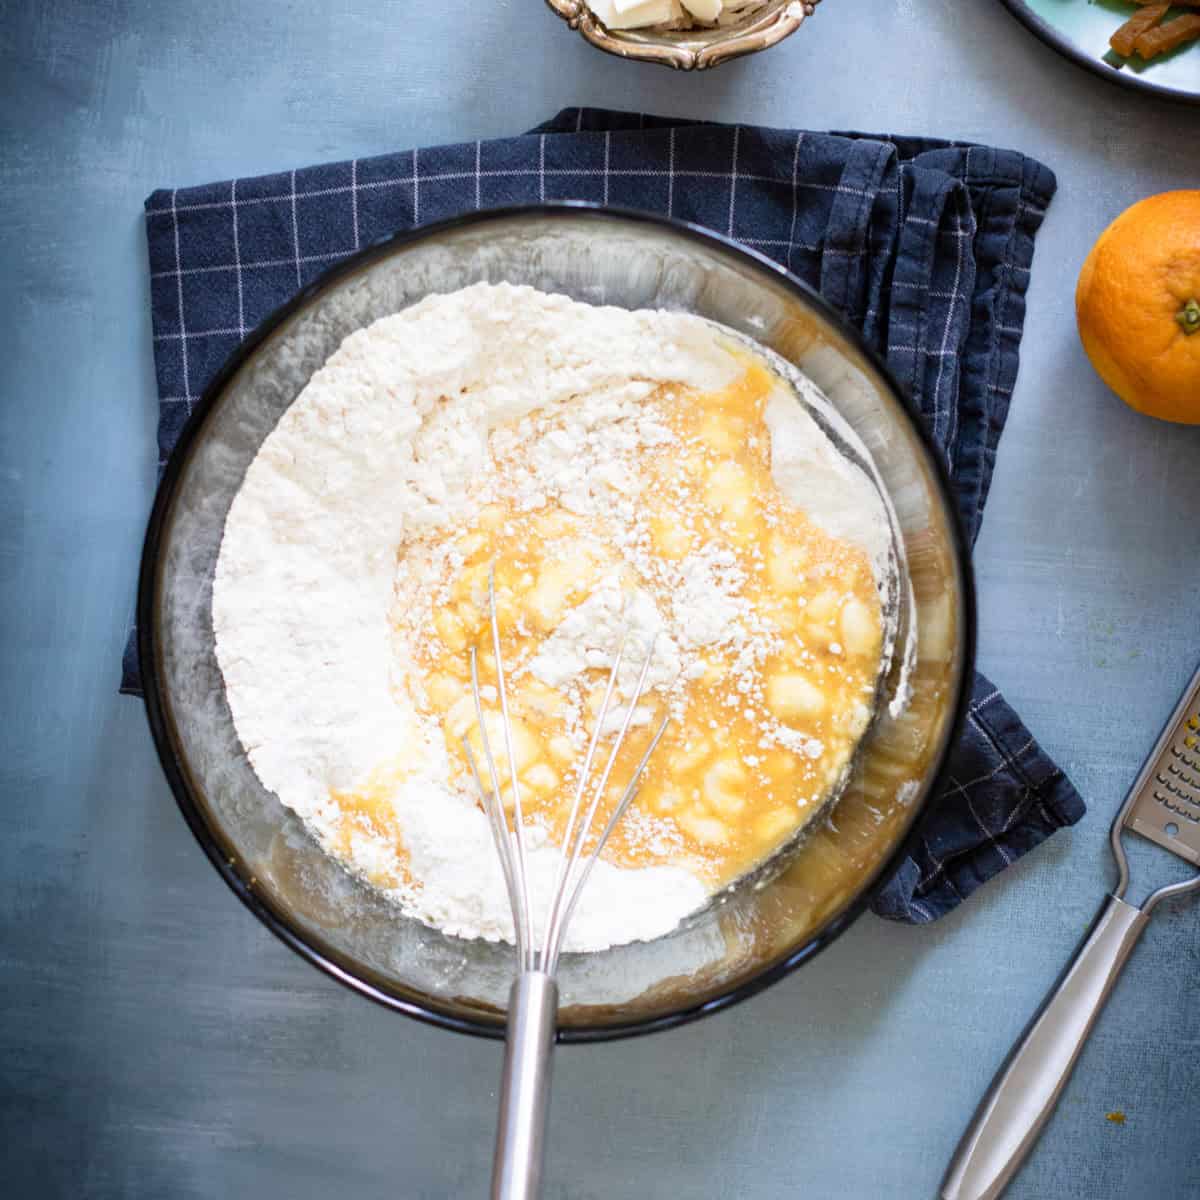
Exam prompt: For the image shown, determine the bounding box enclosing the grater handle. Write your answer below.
[491,970,558,1200]
[941,895,1150,1200]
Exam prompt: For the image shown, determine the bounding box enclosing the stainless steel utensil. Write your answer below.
[463,570,669,1200]
[942,661,1200,1200]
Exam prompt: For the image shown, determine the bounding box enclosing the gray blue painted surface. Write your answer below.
[1,2,1198,1197]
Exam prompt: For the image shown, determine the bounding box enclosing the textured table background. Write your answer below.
[2,2,1198,1198]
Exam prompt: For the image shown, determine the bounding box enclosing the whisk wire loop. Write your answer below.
[464,649,529,971]
[546,711,671,977]
[465,566,673,1200]
[537,632,629,964]
[464,569,668,972]
[488,566,535,964]
[541,636,661,970]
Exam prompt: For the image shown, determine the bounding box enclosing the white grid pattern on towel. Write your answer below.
[289,169,301,289]
[143,113,1039,542]
[147,170,874,217]
[150,157,978,484]
[169,189,190,413]
[231,178,245,339]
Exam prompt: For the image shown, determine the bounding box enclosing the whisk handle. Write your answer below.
[940,894,1150,1200]
[492,970,558,1200]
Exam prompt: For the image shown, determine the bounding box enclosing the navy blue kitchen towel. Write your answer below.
[125,108,1085,924]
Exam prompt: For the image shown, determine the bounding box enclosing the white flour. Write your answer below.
[213,283,900,952]
[529,577,682,732]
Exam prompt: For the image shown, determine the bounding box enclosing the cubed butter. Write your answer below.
[588,0,683,29]
[767,672,826,721]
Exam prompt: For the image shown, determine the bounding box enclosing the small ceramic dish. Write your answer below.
[544,0,819,70]
[1000,0,1200,106]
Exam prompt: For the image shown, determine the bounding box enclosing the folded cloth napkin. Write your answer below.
[124,108,1084,924]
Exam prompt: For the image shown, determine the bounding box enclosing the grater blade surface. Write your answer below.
[1123,662,1200,867]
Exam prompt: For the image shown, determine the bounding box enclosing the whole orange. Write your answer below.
[1075,190,1200,425]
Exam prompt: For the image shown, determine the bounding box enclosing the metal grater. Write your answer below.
[943,661,1200,1200]
[1122,662,1200,867]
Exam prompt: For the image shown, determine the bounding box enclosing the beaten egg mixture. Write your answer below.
[338,360,884,895]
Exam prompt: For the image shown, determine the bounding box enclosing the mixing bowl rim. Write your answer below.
[137,201,977,1043]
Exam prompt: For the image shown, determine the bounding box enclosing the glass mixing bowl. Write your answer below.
[138,205,974,1042]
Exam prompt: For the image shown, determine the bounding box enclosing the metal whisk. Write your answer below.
[461,570,670,1200]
